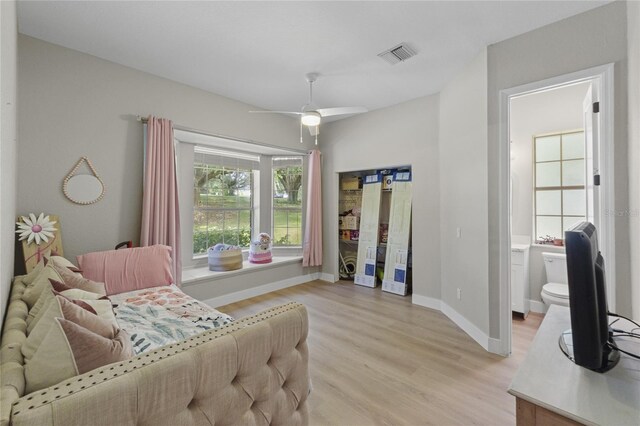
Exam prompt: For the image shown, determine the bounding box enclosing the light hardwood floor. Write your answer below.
[219,280,543,426]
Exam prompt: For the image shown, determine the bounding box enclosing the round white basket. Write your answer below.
[208,247,243,271]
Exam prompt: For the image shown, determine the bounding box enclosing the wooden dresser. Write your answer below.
[508,305,640,425]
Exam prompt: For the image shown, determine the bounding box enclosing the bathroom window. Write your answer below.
[533,131,586,241]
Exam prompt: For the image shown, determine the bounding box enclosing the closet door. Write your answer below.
[354,174,382,287]
[382,171,412,295]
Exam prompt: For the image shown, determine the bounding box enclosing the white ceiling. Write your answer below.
[17,1,610,116]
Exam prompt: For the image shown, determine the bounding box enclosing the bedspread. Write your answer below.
[110,285,234,354]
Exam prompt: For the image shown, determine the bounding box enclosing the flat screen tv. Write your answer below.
[561,221,619,372]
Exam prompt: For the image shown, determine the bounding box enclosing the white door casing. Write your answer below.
[583,83,600,228]
[498,63,615,356]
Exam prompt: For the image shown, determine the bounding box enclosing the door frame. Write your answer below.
[497,63,615,356]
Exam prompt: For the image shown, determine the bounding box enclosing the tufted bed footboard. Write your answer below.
[1,278,310,426]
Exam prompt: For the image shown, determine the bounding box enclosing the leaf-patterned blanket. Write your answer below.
[110,285,234,355]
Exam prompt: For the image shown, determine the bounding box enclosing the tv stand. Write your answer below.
[515,398,581,426]
[509,305,640,425]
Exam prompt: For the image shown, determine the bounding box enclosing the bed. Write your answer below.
[1,260,310,425]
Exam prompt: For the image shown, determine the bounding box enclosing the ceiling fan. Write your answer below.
[250,73,368,144]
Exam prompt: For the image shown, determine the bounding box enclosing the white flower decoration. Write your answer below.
[16,213,57,245]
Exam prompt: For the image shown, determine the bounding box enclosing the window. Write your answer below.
[534,131,586,241]
[192,147,258,255]
[272,157,303,246]
[177,129,307,267]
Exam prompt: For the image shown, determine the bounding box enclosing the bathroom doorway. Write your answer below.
[498,64,616,355]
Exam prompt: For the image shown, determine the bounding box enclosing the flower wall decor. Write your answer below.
[16,213,57,245]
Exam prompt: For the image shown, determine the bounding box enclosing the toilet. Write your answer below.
[541,252,570,307]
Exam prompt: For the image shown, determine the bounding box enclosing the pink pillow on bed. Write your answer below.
[77,245,173,295]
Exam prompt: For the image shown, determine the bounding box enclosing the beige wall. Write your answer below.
[16,35,320,301]
[628,0,640,321]
[17,35,315,262]
[488,1,631,336]
[0,0,17,328]
[321,95,441,301]
[438,49,489,334]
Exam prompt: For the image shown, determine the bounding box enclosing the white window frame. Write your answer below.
[192,147,257,255]
[533,129,586,242]
[272,157,304,247]
[176,130,306,270]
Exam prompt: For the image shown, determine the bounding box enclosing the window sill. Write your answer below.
[181,256,303,286]
[190,247,301,266]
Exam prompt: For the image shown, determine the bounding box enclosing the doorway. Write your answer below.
[498,64,616,355]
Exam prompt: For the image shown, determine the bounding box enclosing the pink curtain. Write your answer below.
[303,150,322,267]
[140,116,181,285]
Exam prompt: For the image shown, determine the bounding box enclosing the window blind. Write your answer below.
[194,146,260,170]
[273,156,303,168]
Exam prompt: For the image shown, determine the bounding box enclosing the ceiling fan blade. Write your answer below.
[308,125,319,136]
[249,110,303,117]
[316,106,368,117]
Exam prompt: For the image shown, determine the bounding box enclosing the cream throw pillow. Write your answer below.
[21,260,44,285]
[24,318,131,394]
[27,285,112,333]
[50,290,115,328]
[22,296,118,361]
[51,263,106,295]
[22,264,63,308]
[59,287,105,300]
[27,281,103,331]
[83,300,118,327]
[52,286,116,327]
[48,255,83,274]
[26,288,55,332]
[24,319,78,394]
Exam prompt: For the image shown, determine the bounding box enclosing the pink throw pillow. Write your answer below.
[76,245,173,296]
[51,289,99,315]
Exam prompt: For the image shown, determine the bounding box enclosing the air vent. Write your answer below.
[378,43,417,65]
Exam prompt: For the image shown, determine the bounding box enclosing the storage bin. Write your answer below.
[208,244,243,271]
[341,177,362,191]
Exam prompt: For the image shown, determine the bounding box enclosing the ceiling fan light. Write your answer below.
[301,112,321,126]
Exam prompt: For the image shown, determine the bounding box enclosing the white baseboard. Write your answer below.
[412,294,494,353]
[440,301,490,351]
[488,338,505,355]
[529,299,548,314]
[411,294,442,311]
[318,273,336,283]
[202,272,320,308]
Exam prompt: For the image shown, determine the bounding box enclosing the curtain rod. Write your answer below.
[136,115,309,155]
